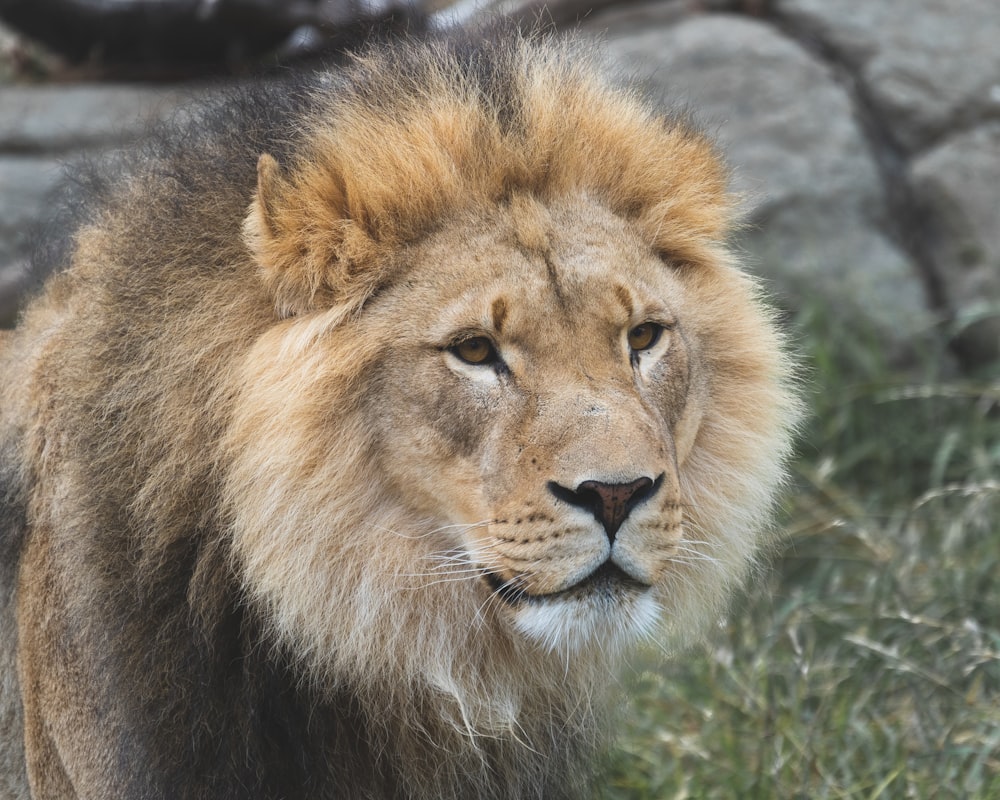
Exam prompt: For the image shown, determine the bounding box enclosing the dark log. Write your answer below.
[0,0,423,74]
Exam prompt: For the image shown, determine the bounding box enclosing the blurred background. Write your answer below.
[1,1,997,796]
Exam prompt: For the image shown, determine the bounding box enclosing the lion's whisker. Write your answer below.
[678,537,722,550]
[666,556,721,566]
[375,519,495,540]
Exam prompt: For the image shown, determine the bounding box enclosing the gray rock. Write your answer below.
[0,84,202,325]
[912,123,1000,364]
[593,13,936,360]
[574,0,692,37]
[774,0,1000,152]
[0,156,65,325]
[0,156,64,261]
[0,84,191,153]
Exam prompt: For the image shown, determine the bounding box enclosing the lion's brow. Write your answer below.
[612,284,634,318]
[491,297,509,333]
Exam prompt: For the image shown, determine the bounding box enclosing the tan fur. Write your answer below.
[0,30,800,799]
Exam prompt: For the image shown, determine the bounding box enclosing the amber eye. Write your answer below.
[627,323,663,353]
[451,336,499,366]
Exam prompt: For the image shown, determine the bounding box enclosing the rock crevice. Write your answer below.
[763,2,951,324]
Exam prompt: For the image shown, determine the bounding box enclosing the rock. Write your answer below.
[0,84,190,153]
[591,12,936,361]
[774,0,1000,153]
[0,84,196,325]
[0,156,64,325]
[570,0,691,37]
[912,123,1000,365]
[0,156,63,261]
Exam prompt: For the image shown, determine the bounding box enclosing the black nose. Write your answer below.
[547,475,662,543]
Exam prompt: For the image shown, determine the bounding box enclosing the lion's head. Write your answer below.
[220,33,799,734]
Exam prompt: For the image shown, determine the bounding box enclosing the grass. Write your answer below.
[603,307,1000,799]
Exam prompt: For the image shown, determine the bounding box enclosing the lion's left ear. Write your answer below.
[242,153,387,318]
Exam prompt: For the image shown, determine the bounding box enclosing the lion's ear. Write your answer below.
[242,153,383,318]
[250,153,284,240]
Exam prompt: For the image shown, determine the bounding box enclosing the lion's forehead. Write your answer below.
[393,198,679,344]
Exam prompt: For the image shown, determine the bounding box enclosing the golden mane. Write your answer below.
[244,33,731,316]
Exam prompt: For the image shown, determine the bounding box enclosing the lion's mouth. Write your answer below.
[483,561,650,606]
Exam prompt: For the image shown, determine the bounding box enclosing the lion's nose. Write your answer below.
[547,475,662,543]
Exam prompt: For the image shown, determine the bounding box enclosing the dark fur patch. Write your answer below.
[0,462,24,591]
[491,297,509,333]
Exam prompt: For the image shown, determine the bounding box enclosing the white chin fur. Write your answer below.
[511,591,661,656]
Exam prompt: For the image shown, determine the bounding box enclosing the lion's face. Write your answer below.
[228,188,791,680]
[357,194,720,651]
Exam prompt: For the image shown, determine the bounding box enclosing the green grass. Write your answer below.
[603,308,1000,799]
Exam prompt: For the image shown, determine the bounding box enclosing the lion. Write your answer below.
[0,26,799,800]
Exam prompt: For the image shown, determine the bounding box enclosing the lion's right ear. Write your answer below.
[250,152,284,238]
[242,153,383,318]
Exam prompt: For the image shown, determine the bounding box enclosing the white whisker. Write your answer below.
[678,537,722,550]
[373,519,495,540]
[671,546,721,563]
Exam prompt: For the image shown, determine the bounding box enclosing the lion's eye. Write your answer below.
[451,336,499,366]
[627,323,663,353]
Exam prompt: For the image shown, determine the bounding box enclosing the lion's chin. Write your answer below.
[490,567,661,655]
[511,590,660,655]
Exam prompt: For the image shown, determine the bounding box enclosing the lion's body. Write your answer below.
[0,29,799,799]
